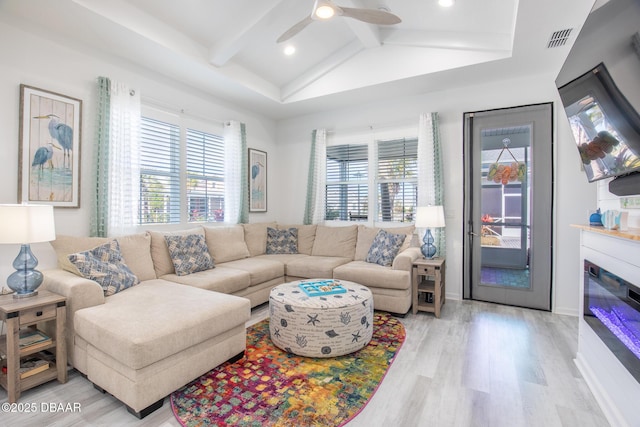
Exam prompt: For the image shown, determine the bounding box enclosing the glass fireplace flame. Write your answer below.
[584,260,640,382]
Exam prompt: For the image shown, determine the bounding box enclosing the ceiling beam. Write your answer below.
[340,0,381,48]
[281,40,364,101]
[208,0,287,67]
[72,0,206,58]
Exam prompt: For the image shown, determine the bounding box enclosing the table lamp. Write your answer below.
[415,206,445,259]
[0,204,56,298]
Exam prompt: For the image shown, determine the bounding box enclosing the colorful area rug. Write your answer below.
[171,312,405,427]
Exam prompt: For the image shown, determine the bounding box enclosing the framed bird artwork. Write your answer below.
[18,84,82,208]
[248,148,267,212]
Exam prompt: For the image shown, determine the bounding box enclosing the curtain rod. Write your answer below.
[324,118,419,135]
[141,96,224,126]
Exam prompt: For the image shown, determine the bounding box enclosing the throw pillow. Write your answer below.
[365,229,406,267]
[164,234,214,276]
[68,240,139,296]
[266,227,298,254]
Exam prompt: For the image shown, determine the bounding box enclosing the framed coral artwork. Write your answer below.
[18,84,82,208]
[248,148,267,212]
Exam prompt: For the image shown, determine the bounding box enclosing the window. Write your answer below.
[325,136,417,223]
[139,117,180,224]
[139,113,225,225]
[326,145,368,221]
[377,138,417,222]
[186,129,225,222]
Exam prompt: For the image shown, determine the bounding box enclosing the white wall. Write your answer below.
[0,23,277,288]
[276,73,596,315]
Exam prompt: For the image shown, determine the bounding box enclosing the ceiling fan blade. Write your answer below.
[339,7,401,25]
[277,15,314,43]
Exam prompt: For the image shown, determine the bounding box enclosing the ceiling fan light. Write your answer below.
[284,45,296,56]
[315,5,335,19]
[438,0,454,7]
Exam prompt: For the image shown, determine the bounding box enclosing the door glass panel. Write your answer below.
[480,131,531,289]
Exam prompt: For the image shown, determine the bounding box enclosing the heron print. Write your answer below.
[249,149,267,211]
[21,85,81,206]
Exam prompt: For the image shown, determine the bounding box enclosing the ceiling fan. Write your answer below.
[277,0,401,43]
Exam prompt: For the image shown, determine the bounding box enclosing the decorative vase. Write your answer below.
[589,209,602,226]
[601,210,620,230]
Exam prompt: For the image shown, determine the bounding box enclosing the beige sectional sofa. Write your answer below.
[42,222,420,417]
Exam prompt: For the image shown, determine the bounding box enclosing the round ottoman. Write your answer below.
[269,279,374,357]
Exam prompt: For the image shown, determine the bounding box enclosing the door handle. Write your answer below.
[469,231,479,237]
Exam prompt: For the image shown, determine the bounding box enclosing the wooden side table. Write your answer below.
[412,258,446,317]
[0,290,67,403]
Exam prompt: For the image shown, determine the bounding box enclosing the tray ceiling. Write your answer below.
[0,0,596,119]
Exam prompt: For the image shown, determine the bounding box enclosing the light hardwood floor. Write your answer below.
[0,300,610,427]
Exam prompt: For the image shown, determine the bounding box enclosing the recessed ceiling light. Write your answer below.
[315,5,335,19]
[439,0,454,7]
[284,45,296,56]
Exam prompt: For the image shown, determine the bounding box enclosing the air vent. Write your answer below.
[547,28,573,48]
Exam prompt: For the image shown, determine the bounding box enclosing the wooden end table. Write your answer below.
[412,257,446,317]
[0,290,67,403]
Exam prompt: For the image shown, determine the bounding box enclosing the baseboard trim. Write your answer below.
[552,306,578,317]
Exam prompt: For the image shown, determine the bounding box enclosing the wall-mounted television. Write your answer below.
[558,62,640,182]
[556,0,640,194]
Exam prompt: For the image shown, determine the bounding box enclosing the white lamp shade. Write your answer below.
[0,204,56,244]
[415,206,445,228]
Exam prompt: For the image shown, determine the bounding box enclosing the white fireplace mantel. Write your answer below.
[575,225,640,427]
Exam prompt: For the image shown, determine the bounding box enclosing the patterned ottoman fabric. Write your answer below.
[269,279,374,357]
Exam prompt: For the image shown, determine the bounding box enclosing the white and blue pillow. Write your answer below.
[68,240,139,296]
[164,234,214,276]
[365,229,405,267]
[266,227,298,254]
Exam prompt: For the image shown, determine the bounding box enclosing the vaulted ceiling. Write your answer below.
[0,0,598,119]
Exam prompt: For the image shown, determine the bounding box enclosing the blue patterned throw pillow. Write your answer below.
[266,227,298,254]
[164,234,214,276]
[365,229,406,267]
[68,240,139,296]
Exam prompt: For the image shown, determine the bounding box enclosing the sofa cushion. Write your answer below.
[165,234,214,276]
[149,227,204,277]
[285,255,352,279]
[333,261,410,291]
[365,229,406,267]
[114,233,157,281]
[354,225,415,261]
[218,258,285,286]
[311,225,358,259]
[51,235,108,275]
[278,224,317,255]
[266,227,298,254]
[243,222,277,256]
[204,225,250,263]
[74,280,250,370]
[68,240,139,296]
[160,267,250,294]
[256,254,309,265]
[52,234,156,281]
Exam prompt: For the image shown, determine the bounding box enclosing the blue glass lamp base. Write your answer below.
[7,244,43,298]
[421,228,437,259]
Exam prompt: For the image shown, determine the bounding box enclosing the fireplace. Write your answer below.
[583,259,640,382]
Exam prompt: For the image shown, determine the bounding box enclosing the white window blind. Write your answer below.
[139,117,180,224]
[186,128,225,222]
[325,144,368,221]
[377,138,418,222]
